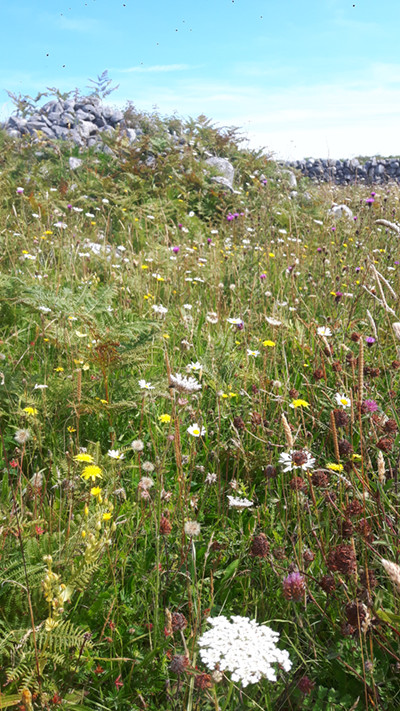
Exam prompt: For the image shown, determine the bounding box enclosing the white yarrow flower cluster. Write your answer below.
[170,373,202,393]
[198,616,292,687]
[227,495,253,510]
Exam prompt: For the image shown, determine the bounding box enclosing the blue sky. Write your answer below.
[2,0,400,158]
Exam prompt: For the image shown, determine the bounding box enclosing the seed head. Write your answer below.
[328,544,357,576]
[249,533,270,559]
[169,655,189,674]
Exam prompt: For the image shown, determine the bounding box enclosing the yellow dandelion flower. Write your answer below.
[81,465,103,481]
[352,453,362,461]
[103,512,112,521]
[141,265,149,270]
[67,426,76,433]
[158,414,171,423]
[262,340,276,347]
[74,453,94,463]
[54,366,64,372]
[326,463,343,472]
[289,399,310,409]
[23,407,38,416]
[90,486,102,497]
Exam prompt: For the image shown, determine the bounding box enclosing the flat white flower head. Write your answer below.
[247,349,260,357]
[227,495,253,510]
[170,373,202,393]
[198,615,292,687]
[335,393,351,408]
[187,423,206,437]
[265,316,282,326]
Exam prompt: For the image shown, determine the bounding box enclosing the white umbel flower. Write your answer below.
[227,495,253,510]
[198,615,292,687]
[170,373,202,393]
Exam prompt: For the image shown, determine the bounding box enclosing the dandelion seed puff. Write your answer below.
[138,476,154,491]
[131,439,145,452]
[14,429,30,444]
[184,520,201,537]
[142,461,155,472]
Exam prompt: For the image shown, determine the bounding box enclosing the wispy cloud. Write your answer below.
[117,64,193,74]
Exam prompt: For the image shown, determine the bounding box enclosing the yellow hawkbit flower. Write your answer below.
[67,426,76,433]
[81,465,103,481]
[54,366,64,372]
[103,512,112,521]
[262,340,276,347]
[289,399,310,409]
[23,407,38,416]
[90,486,102,497]
[74,453,94,463]
[326,463,343,472]
[158,414,171,423]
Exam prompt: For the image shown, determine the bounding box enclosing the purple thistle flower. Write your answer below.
[365,336,376,347]
[260,273,267,279]
[317,247,322,252]
[172,246,180,253]
[371,192,376,197]
[365,198,374,205]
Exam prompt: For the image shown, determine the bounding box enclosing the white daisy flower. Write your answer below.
[317,326,332,337]
[187,423,206,437]
[279,449,315,472]
[139,379,155,390]
[335,393,351,408]
[247,349,260,357]
[107,449,125,459]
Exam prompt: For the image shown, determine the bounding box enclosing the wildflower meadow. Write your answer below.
[2,96,400,711]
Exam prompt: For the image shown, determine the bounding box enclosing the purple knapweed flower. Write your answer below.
[335,291,343,303]
[260,273,267,279]
[16,187,24,194]
[317,247,322,252]
[365,198,374,205]
[172,246,180,253]
[371,192,376,197]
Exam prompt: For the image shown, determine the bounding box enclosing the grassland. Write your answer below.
[1,108,400,711]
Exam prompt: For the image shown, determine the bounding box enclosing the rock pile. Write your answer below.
[1,96,139,151]
[284,157,400,185]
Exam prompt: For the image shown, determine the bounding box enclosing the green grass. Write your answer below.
[1,104,400,711]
